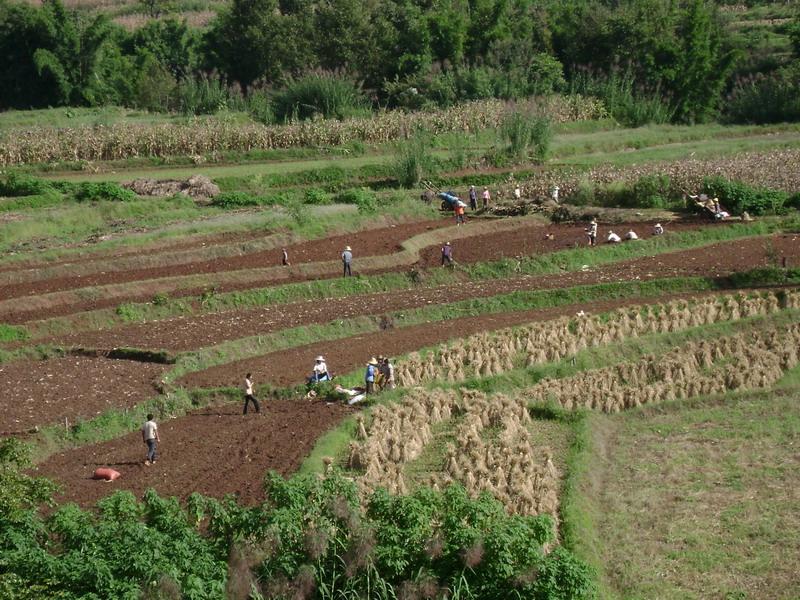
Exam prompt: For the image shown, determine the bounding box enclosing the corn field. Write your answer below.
[394,290,794,387]
[0,97,604,166]
[489,148,800,202]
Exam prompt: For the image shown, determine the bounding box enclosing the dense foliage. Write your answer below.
[0,448,594,599]
[1,0,795,125]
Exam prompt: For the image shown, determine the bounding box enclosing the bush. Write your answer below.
[632,174,672,209]
[723,64,800,124]
[393,133,435,187]
[178,72,243,115]
[74,182,136,202]
[333,187,378,213]
[211,191,271,208]
[0,173,54,197]
[303,188,332,205]
[246,88,274,125]
[702,176,788,216]
[499,111,552,165]
[272,71,369,122]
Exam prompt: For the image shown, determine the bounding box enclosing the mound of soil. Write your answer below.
[123,175,220,199]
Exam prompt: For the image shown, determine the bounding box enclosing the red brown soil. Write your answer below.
[0,220,722,324]
[179,291,726,390]
[37,398,354,507]
[0,356,165,435]
[45,233,800,353]
[0,219,448,300]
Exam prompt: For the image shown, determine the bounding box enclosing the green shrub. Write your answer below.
[723,64,800,124]
[246,88,274,124]
[393,133,435,187]
[499,111,552,165]
[631,174,672,209]
[74,182,136,202]
[0,324,29,343]
[210,191,273,208]
[702,176,788,216]
[334,187,378,213]
[273,71,369,122]
[0,173,54,197]
[303,188,332,205]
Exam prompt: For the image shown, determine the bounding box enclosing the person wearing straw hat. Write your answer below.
[653,223,664,236]
[309,355,330,383]
[342,246,353,277]
[441,241,453,266]
[243,372,260,414]
[365,357,379,395]
[586,219,598,246]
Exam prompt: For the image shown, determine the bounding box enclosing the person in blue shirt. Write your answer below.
[365,357,378,394]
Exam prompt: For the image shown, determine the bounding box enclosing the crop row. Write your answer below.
[475,148,800,202]
[394,289,794,387]
[525,323,800,412]
[0,96,604,166]
[349,388,559,523]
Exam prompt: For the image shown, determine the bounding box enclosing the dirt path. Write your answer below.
[0,356,165,435]
[45,233,800,353]
[37,399,354,507]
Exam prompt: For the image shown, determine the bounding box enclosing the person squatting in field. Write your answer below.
[243,372,260,414]
[142,414,159,466]
[309,355,330,383]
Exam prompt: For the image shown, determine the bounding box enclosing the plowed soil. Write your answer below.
[37,289,746,507]
[0,219,448,299]
[45,233,800,353]
[0,219,704,323]
[38,398,354,507]
[179,291,721,390]
[0,356,165,435]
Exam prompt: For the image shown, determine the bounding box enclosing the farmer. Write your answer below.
[309,355,330,383]
[513,185,522,200]
[342,245,353,277]
[653,223,664,235]
[141,413,160,466]
[383,357,396,390]
[454,202,466,225]
[243,372,260,414]
[441,242,453,266]
[482,186,491,209]
[281,248,289,266]
[625,229,639,241]
[365,357,378,395]
[607,230,622,243]
[469,185,478,210]
[586,219,598,246]
[551,185,560,203]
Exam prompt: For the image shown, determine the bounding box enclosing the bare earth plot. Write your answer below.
[40,232,800,353]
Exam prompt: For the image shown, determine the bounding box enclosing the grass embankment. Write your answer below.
[13,218,786,342]
[574,388,800,599]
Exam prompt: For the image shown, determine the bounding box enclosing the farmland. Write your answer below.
[3,80,800,597]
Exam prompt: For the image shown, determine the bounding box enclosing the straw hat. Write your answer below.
[345,246,351,251]
[591,219,597,224]
[655,223,662,227]
[446,241,451,246]
[315,355,325,362]
[367,357,379,366]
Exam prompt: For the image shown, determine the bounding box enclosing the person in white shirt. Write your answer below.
[607,230,621,243]
[551,185,560,203]
[653,223,664,235]
[383,357,396,390]
[310,355,330,382]
[243,373,260,414]
[513,186,521,200]
[625,229,639,241]
[141,414,160,466]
